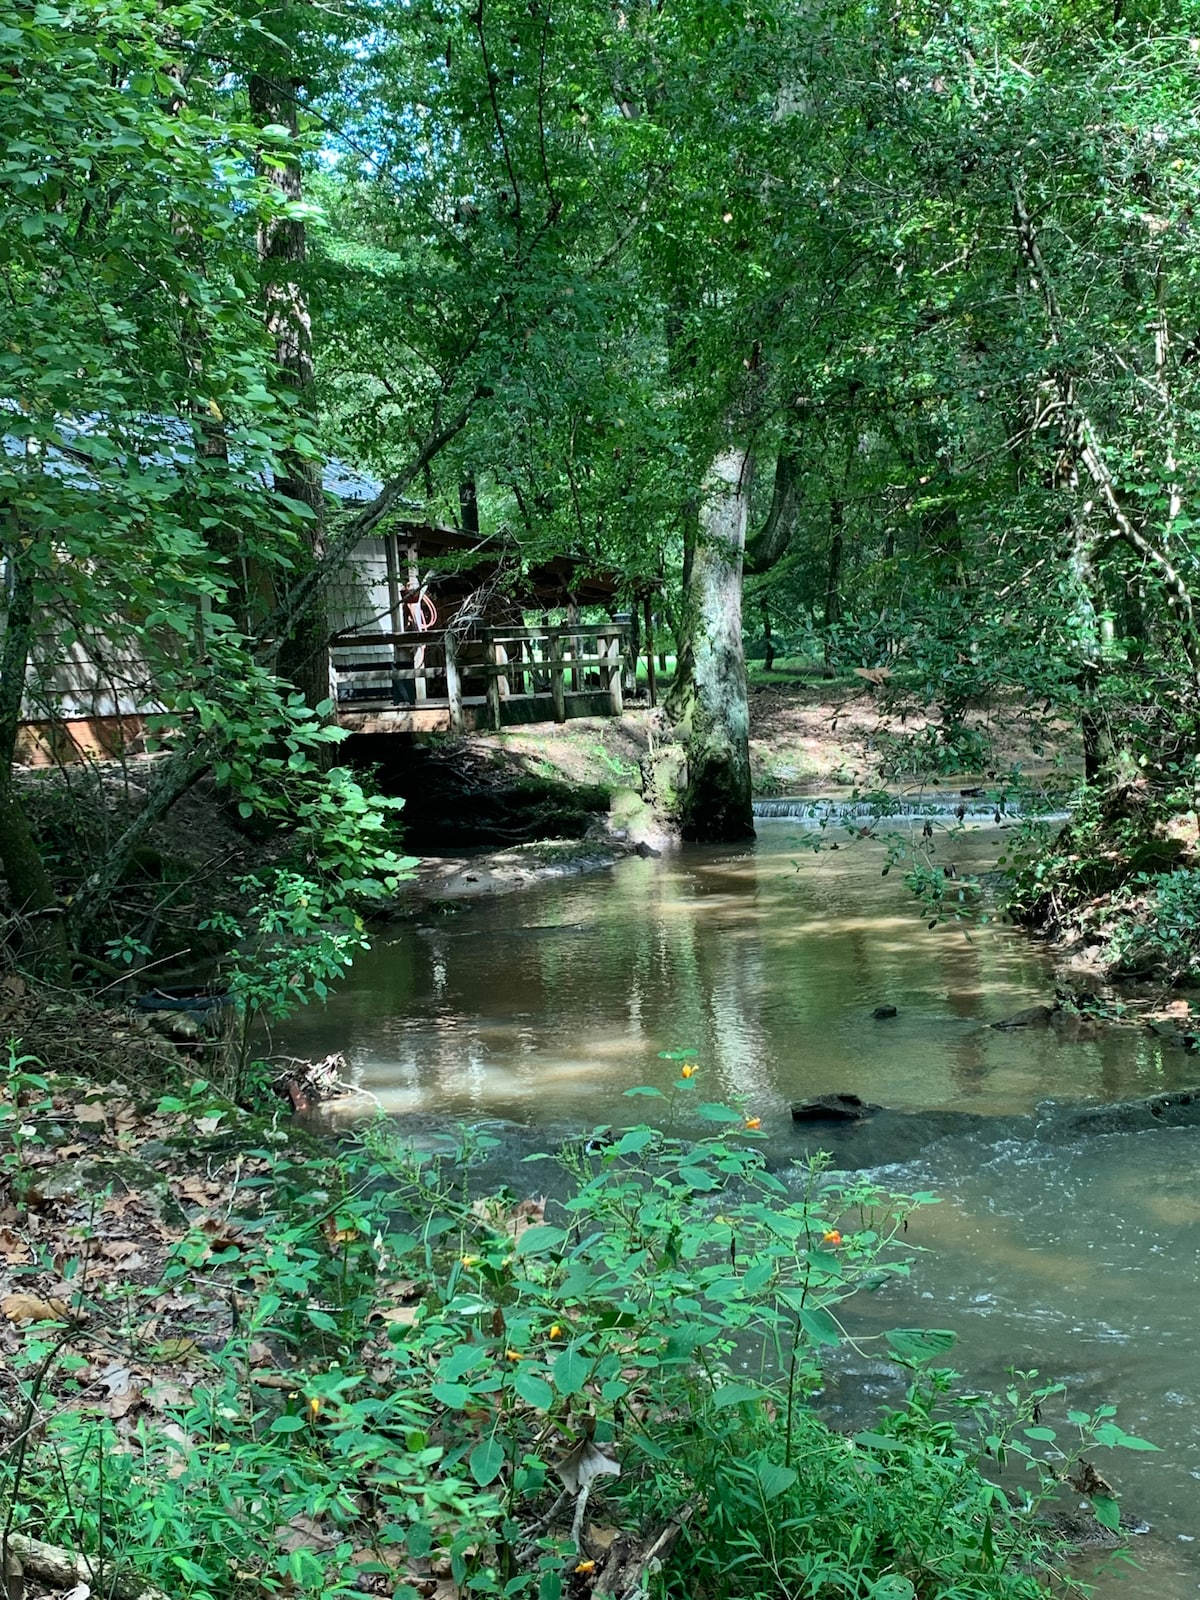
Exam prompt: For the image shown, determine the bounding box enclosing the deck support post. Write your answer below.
[607,633,623,715]
[550,632,567,723]
[485,636,504,731]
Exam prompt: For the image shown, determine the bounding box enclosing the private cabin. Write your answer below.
[9,450,638,763]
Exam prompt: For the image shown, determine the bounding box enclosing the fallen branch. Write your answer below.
[3,1531,168,1600]
[594,1499,697,1600]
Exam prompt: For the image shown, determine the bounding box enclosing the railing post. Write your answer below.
[384,531,405,705]
[486,636,502,731]
[445,629,465,733]
[568,602,582,692]
[607,632,623,715]
[643,595,657,708]
[550,631,567,723]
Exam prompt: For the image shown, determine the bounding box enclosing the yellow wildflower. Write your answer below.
[549,1324,563,1339]
[680,1064,697,1079]
[744,1116,761,1130]
[574,1560,596,1575]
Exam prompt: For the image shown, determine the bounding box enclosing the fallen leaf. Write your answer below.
[554,1435,620,1493]
[0,1226,30,1264]
[160,1419,192,1478]
[72,1102,109,1125]
[146,1380,189,1411]
[149,1336,199,1362]
[100,1239,142,1262]
[2,1291,69,1323]
[275,1515,338,1554]
[377,1305,420,1328]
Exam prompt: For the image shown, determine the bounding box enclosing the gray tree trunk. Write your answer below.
[249,70,331,722]
[672,447,755,842]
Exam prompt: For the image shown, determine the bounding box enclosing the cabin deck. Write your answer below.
[332,621,630,735]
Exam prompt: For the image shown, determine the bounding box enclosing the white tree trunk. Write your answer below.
[673,446,755,841]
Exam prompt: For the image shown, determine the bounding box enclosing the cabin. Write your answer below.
[8,448,639,762]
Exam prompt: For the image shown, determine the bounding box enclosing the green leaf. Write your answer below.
[623,1086,664,1097]
[711,1383,766,1409]
[755,1461,798,1501]
[696,1102,742,1122]
[552,1344,590,1396]
[1092,1495,1121,1532]
[798,1306,841,1346]
[613,1127,656,1153]
[885,1328,957,1366]
[516,1225,569,1257]
[270,1414,308,1434]
[512,1367,554,1409]
[470,1436,506,1486]
[431,1382,473,1409]
[867,1578,916,1599]
[677,1166,718,1191]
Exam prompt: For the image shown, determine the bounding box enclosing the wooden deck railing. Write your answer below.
[330,621,629,731]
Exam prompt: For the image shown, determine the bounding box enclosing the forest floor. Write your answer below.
[460,673,1080,803]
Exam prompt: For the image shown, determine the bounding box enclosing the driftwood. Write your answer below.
[1,1532,168,1600]
[593,1500,696,1600]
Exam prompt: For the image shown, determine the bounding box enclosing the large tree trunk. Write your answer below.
[0,553,69,983]
[671,447,755,842]
[249,69,331,720]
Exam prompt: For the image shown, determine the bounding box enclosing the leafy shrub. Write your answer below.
[0,1083,1155,1600]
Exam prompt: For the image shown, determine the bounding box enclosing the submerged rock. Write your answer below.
[990,1004,1057,1029]
[1060,1087,1200,1135]
[872,1005,898,1020]
[791,1093,881,1123]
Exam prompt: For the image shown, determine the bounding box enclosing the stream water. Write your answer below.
[281,820,1200,1597]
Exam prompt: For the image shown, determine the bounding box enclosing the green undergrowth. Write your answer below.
[0,1064,1155,1600]
[1001,784,1200,980]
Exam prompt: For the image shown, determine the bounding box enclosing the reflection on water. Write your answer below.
[280,822,1200,1599]
[281,823,1187,1125]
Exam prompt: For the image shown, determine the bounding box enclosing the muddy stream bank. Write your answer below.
[280,820,1200,1598]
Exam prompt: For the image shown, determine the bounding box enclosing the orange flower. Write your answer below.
[505,1349,524,1361]
[822,1230,843,1247]
[574,1560,596,1575]
[680,1064,697,1079]
[744,1116,761,1130]
[549,1324,563,1339]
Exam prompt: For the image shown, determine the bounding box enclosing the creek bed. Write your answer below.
[281,820,1200,1598]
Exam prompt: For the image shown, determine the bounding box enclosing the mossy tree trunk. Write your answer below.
[0,552,69,983]
[671,447,755,842]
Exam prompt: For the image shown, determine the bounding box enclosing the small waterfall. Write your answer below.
[752,794,1066,825]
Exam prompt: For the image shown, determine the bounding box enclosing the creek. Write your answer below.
[280,819,1200,1598]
